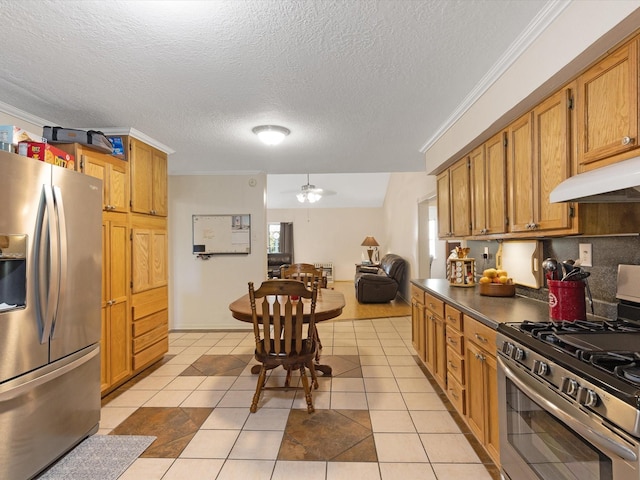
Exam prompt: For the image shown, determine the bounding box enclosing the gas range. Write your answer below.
[498,318,640,439]
[497,266,640,439]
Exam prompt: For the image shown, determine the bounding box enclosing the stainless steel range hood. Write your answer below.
[550,155,640,203]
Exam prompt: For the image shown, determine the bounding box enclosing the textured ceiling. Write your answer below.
[0,0,549,207]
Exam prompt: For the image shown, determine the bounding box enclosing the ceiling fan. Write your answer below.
[283,174,336,204]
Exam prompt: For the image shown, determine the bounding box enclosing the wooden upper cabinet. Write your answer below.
[449,158,471,237]
[577,37,639,169]
[507,112,535,233]
[130,138,168,216]
[470,133,507,236]
[83,152,129,213]
[508,87,573,234]
[55,144,129,213]
[470,145,486,236]
[437,158,471,238]
[534,87,573,232]
[437,170,452,238]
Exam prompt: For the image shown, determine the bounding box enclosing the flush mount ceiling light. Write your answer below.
[252,125,290,146]
[297,174,324,203]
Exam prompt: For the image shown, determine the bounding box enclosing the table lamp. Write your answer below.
[361,236,379,263]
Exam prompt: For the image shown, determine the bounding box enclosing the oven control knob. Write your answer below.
[563,378,579,396]
[514,348,525,361]
[503,342,514,356]
[533,359,549,376]
[579,389,599,408]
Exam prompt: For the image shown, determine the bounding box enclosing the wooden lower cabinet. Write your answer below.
[410,285,426,362]
[410,286,500,466]
[464,315,500,465]
[445,304,465,416]
[425,294,447,389]
[131,214,168,294]
[132,286,169,372]
[101,212,131,394]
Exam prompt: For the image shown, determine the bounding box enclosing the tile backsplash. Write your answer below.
[467,235,640,320]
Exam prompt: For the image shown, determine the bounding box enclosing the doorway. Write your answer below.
[418,196,446,279]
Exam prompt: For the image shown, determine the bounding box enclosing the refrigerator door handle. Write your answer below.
[37,184,60,344]
[0,346,99,402]
[50,185,67,338]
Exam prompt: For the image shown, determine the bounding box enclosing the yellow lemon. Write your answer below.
[483,268,498,278]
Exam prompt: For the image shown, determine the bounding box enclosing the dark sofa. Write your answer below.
[267,253,292,278]
[354,254,407,303]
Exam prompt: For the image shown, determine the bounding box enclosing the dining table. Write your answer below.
[229,287,346,376]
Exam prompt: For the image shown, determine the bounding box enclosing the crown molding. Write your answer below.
[92,127,175,155]
[0,100,55,127]
[0,101,175,155]
[419,0,571,154]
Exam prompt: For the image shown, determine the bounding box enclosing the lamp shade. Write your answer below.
[361,236,379,247]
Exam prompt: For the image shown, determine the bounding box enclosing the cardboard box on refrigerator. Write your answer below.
[0,125,45,152]
[18,142,75,170]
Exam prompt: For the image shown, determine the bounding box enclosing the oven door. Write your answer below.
[497,355,640,480]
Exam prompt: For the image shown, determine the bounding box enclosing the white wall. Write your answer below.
[169,174,267,330]
[381,172,436,297]
[424,1,640,173]
[267,207,384,281]
[0,113,42,137]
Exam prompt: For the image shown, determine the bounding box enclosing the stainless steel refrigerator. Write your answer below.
[0,149,102,479]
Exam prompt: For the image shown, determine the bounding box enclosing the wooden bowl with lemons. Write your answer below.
[478,268,516,297]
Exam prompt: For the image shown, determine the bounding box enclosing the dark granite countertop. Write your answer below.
[411,278,553,330]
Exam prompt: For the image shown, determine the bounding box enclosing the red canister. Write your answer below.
[548,280,586,322]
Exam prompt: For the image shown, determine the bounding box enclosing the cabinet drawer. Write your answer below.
[411,284,425,304]
[425,294,444,317]
[446,346,465,384]
[446,327,464,356]
[133,336,168,371]
[446,374,466,415]
[133,322,168,354]
[444,304,463,331]
[133,309,168,338]
[465,315,497,353]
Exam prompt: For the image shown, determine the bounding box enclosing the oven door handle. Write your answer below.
[498,356,638,462]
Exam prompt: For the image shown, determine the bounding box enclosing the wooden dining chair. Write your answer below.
[248,279,319,414]
[280,263,325,288]
[280,263,325,356]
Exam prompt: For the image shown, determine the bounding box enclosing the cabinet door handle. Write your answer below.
[475,353,485,361]
[448,361,457,370]
[448,337,458,346]
[449,389,459,400]
[475,333,488,344]
[622,136,635,146]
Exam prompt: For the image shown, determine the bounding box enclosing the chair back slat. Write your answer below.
[261,298,271,353]
[295,305,304,353]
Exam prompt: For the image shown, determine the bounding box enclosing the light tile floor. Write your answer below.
[101,316,499,480]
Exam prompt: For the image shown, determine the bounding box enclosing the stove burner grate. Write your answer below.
[618,364,640,384]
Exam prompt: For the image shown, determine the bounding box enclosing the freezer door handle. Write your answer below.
[0,346,99,402]
[50,185,67,339]
[37,184,61,344]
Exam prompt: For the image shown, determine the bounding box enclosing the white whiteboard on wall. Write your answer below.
[192,214,251,255]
